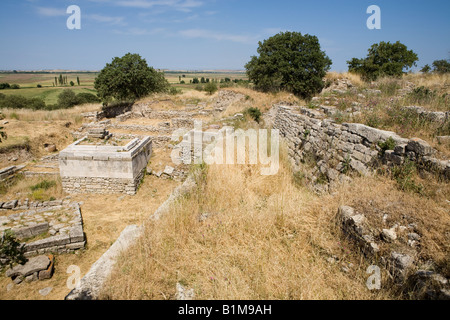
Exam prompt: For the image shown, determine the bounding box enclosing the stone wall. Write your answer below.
[271,106,450,190]
[0,201,86,259]
[59,137,152,195]
[273,105,449,189]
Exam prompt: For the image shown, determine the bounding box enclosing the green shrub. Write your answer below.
[37,84,42,88]
[407,86,436,105]
[30,180,56,191]
[76,92,100,104]
[0,95,46,110]
[10,84,20,89]
[244,107,262,123]
[378,137,396,154]
[0,230,27,269]
[57,89,79,109]
[391,159,423,194]
[169,87,181,95]
[0,83,11,90]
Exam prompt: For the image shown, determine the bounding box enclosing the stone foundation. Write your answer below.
[59,136,152,195]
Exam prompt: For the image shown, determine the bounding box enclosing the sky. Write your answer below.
[0,0,449,71]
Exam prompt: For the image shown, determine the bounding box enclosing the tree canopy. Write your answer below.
[94,53,169,102]
[245,31,332,99]
[347,41,418,81]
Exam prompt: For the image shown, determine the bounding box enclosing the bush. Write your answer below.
[246,31,332,99]
[30,179,56,191]
[37,84,42,88]
[57,89,79,109]
[169,87,181,95]
[407,86,436,105]
[76,92,100,104]
[194,84,204,92]
[0,95,46,110]
[391,159,423,194]
[244,107,262,123]
[0,230,27,269]
[347,41,418,81]
[0,83,11,90]
[10,84,20,89]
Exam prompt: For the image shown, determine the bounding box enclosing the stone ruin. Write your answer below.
[59,136,152,195]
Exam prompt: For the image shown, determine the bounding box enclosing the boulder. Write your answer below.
[6,255,51,278]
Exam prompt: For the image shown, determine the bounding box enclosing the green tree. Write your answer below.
[59,74,64,86]
[70,81,75,87]
[245,31,332,99]
[57,89,79,109]
[94,53,169,102]
[432,59,450,74]
[204,81,218,95]
[192,77,200,84]
[77,76,80,86]
[201,77,206,83]
[420,64,431,73]
[347,41,418,81]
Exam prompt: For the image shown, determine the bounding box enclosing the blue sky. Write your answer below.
[0,0,449,71]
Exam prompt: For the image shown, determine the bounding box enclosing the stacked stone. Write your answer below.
[338,206,450,300]
[87,128,110,139]
[0,202,86,256]
[61,173,144,195]
[273,106,450,184]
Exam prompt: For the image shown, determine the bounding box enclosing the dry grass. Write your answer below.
[0,176,65,202]
[1,104,101,123]
[100,146,397,300]
[325,72,365,88]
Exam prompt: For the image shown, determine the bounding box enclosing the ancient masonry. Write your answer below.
[59,136,152,195]
[0,200,85,258]
[272,105,449,189]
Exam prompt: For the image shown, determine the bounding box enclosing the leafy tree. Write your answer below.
[70,81,75,87]
[0,83,10,90]
[204,81,218,95]
[192,77,200,84]
[37,84,42,88]
[201,77,206,84]
[59,74,64,86]
[420,64,431,73]
[347,41,418,81]
[10,84,20,89]
[57,89,79,109]
[77,76,80,86]
[432,59,450,74]
[246,31,332,99]
[94,53,169,103]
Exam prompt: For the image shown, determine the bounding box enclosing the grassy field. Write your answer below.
[0,71,248,103]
